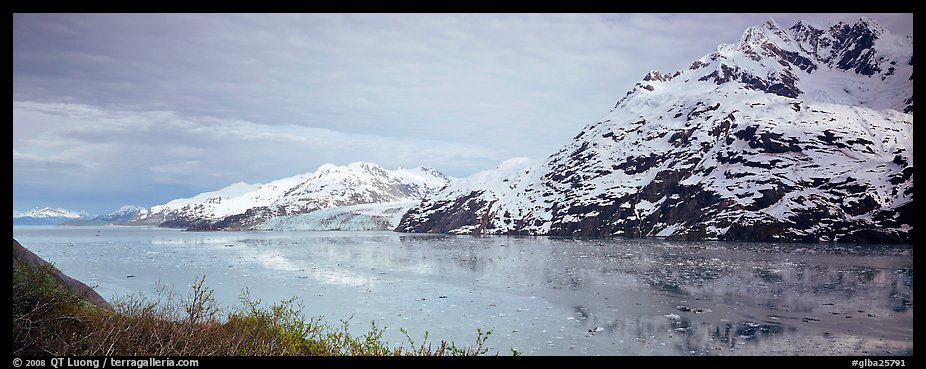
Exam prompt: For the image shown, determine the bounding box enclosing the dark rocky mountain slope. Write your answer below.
[398,18,913,243]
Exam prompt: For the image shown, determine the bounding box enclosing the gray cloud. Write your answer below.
[12,13,912,213]
[13,101,497,194]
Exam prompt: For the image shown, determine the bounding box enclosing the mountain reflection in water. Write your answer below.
[12,227,913,355]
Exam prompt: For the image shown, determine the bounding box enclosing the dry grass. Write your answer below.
[12,259,493,356]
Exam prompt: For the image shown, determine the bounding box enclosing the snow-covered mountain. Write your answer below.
[398,18,913,243]
[98,205,144,222]
[13,207,91,225]
[129,162,450,230]
[61,205,144,226]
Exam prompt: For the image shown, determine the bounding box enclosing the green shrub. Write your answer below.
[12,269,494,356]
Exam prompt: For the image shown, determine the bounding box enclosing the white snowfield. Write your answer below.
[131,162,450,230]
[257,201,419,231]
[399,18,913,242]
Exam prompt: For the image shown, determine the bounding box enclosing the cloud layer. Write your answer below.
[13,13,912,213]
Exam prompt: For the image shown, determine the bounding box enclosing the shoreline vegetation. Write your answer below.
[12,239,495,356]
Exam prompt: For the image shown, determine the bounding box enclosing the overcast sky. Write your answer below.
[13,13,913,214]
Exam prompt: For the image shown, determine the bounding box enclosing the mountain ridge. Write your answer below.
[397,18,913,243]
[13,207,90,226]
[128,162,451,231]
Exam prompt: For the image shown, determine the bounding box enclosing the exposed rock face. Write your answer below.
[13,239,113,311]
[398,18,913,243]
[129,162,450,231]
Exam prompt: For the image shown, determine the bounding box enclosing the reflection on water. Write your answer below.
[12,226,913,356]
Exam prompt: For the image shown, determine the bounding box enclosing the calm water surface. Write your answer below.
[13,226,913,356]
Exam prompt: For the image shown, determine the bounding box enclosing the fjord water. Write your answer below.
[13,226,912,356]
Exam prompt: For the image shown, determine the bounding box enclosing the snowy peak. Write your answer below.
[131,161,451,230]
[13,207,91,225]
[278,162,449,214]
[304,162,435,190]
[738,18,795,50]
[156,182,262,210]
[14,207,88,219]
[398,19,912,243]
[313,161,385,179]
[110,205,143,216]
[13,205,145,226]
[642,70,679,82]
[56,205,143,226]
[733,17,897,76]
[398,157,548,235]
[96,205,143,222]
[395,166,452,186]
[788,17,888,76]
[634,18,912,112]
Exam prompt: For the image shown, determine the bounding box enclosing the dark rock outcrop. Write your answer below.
[13,239,113,310]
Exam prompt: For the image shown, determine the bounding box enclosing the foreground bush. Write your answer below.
[13,261,492,356]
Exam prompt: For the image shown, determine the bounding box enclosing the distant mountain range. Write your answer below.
[12,206,142,226]
[13,207,91,225]
[124,162,451,231]
[15,162,450,231]
[60,206,144,226]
